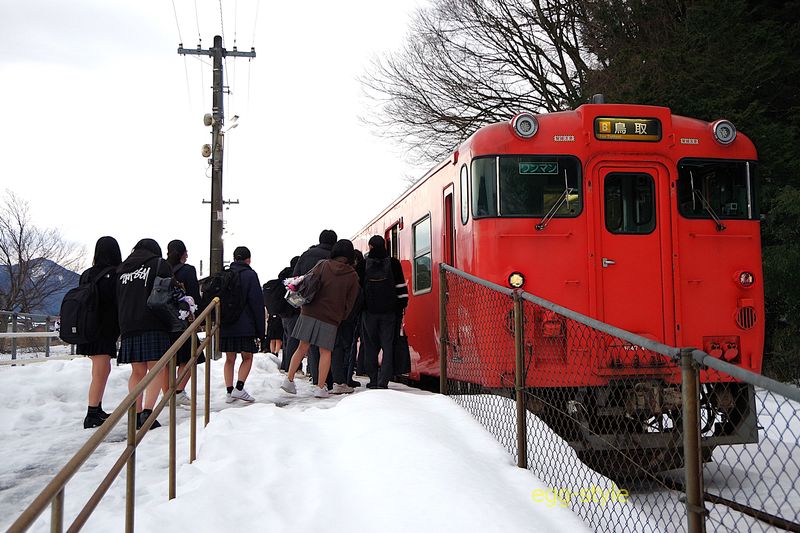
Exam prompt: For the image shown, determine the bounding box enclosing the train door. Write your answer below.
[596,163,674,344]
[443,186,455,266]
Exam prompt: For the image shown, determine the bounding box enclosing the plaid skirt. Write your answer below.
[220,336,258,354]
[170,332,206,365]
[118,331,170,364]
[77,336,118,358]
[292,315,337,351]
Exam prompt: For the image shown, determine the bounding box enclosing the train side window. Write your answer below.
[412,215,432,293]
[471,158,498,217]
[460,165,469,224]
[604,173,656,234]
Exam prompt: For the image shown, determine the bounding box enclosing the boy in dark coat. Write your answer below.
[357,235,408,389]
[220,246,266,403]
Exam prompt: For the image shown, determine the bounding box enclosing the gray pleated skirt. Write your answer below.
[292,315,338,351]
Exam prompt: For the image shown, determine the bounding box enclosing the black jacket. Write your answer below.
[278,265,300,317]
[79,264,119,341]
[173,263,201,307]
[356,248,408,312]
[220,261,266,338]
[293,243,333,277]
[117,252,173,338]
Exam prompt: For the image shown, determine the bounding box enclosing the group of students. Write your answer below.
[266,229,409,399]
[76,229,408,429]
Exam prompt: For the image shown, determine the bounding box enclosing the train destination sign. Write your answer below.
[594,117,662,142]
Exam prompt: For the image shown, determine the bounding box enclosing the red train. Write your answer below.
[353,100,763,468]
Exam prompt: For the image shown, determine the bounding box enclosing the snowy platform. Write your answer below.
[0,354,589,532]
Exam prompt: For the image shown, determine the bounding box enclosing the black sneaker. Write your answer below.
[136,409,161,430]
[84,412,105,429]
[98,409,111,420]
[348,379,362,388]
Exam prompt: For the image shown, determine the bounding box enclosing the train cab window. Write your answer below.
[460,165,469,224]
[604,173,656,234]
[677,160,758,220]
[471,155,582,217]
[412,215,432,293]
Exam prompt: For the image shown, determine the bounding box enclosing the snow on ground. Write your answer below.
[0,353,590,533]
[453,390,800,533]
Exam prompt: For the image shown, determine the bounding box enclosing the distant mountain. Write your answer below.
[0,259,80,316]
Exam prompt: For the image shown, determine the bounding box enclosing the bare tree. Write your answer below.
[361,0,591,163]
[0,190,84,314]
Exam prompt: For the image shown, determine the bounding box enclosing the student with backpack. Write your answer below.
[164,239,204,406]
[117,239,175,430]
[64,236,122,429]
[358,235,408,389]
[280,240,360,398]
[219,246,265,403]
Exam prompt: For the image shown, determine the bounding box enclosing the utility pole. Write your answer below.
[178,35,255,275]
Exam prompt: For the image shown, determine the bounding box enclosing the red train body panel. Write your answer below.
[353,103,764,391]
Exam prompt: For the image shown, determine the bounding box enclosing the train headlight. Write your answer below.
[511,112,539,139]
[712,119,737,145]
[736,270,755,288]
[508,272,525,288]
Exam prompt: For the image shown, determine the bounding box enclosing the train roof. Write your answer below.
[354,103,757,238]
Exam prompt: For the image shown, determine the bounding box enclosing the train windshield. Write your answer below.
[677,159,758,220]
[471,155,582,218]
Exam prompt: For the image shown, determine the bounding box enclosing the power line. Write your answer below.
[171,0,183,43]
[170,0,192,109]
[251,0,259,47]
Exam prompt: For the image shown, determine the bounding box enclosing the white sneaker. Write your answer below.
[225,392,235,403]
[175,391,191,406]
[280,378,297,394]
[331,383,354,395]
[313,387,330,399]
[231,388,255,402]
[295,369,306,378]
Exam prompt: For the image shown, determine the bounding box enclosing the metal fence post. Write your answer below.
[45,316,51,357]
[439,265,448,395]
[11,312,17,360]
[168,355,176,500]
[514,291,528,469]
[681,347,706,533]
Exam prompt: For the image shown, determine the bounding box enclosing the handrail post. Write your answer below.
[513,291,528,469]
[168,354,177,500]
[125,405,136,533]
[190,329,198,462]
[204,309,212,427]
[681,347,706,533]
[50,489,64,533]
[439,266,448,395]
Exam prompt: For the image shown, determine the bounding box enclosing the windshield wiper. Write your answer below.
[536,187,575,231]
[692,189,726,231]
[689,171,726,231]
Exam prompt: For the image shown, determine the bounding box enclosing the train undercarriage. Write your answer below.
[447,379,758,481]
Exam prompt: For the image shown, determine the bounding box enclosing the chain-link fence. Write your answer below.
[439,265,800,533]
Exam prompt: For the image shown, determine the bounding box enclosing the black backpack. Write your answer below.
[59,266,115,344]
[200,268,245,325]
[263,278,293,317]
[363,257,396,314]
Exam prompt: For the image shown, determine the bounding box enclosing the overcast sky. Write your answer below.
[0,0,426,279]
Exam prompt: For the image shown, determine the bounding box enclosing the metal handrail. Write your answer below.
[7,298,221,533]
